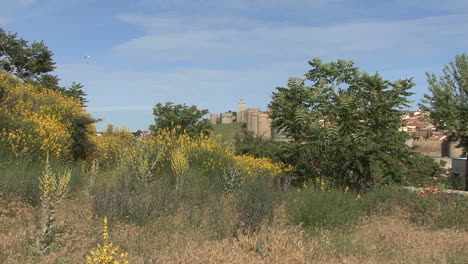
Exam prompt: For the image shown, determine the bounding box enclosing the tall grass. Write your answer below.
[286,188,365,230]
[0,158,85,206]
[0,158,42,206]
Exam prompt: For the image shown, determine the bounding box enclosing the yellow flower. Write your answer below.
[86,217,129,264]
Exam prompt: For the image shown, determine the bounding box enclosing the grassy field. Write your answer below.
[1,129,467,263]
[1,184,467,264]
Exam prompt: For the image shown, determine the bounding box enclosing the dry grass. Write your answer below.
[1,193,467,264]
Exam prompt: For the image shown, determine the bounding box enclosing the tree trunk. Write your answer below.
[465,157,468,191]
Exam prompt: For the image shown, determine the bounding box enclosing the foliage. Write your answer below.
[287,187,365,230]
[420,53,468,154]
[234,176,279,235]
[96,126,290,187]
[0,144,42,205]
[234,129,289,163]
[402,152,447,186]
[37,158,71,253]
[93,127,135,170]
[90,128,291,227]
[171,147,189,190]
[0,28,55,82]
[87,217,129,264]
[149,102,212,137]
[269,58,414,190]
[420,53,468,190]
[0,29,97,161]
[364,185,468,230]
[65,82,88,107]
[0,73,97,160]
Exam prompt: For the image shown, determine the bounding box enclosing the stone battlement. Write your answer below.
[211,100,285,140]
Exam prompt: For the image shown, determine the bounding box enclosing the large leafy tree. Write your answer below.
[269,58,414,189]
[150,102,212,137]
[0,28,60,89]
[420,53,468,190]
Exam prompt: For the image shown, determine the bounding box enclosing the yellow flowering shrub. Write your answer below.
[91,125,291,186]
[0,73,96,160]
[233,154,291,178]
[87,217,128,264]
[93,127,134,169]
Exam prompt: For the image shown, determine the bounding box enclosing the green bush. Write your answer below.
[234,176,279,235]
[449,172,465,190]
[361,185,412,215]
[91,177,181,226]
[234,130,289,163]
[402,152,447,186]
[286,188,365,230]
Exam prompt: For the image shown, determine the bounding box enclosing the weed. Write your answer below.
[287,188,364,230]
[234,176,278,235]
[86,217,128,264]
[36,158,71,253]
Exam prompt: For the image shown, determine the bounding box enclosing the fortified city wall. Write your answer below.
[210,100,285,140]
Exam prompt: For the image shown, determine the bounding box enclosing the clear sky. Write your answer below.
[1,0,467,131]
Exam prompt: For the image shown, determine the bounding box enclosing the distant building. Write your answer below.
[210,114,220,125]
[211,100,285,140]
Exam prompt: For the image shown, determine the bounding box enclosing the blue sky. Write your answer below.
[1,0,467,131]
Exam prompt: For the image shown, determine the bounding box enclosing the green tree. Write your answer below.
[149,102,212,137]
[420,53,468,190]
[269,58,414,189]
[0,28,60,89]
[65,82,88,107]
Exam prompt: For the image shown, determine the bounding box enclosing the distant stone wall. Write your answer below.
[210,114,219,125]
[220,112,234,124]
[237,109,246,123]
[411,139,445,157]
[257,112,272,138]
[245,109,260,133]
[408,139,463,158]
[212,100,285,140]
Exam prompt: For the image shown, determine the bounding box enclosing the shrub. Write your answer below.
[91,182,131,222]
[406,192,468,230]
[286,188,365,230]
[449,172,465,190]
[364,185,468,230]
[361,185,411,215]
[0,73,96,161]
[91,178,181,226]
[402,152,446,186]
[234,176,279,235]
[234,129,288,163]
